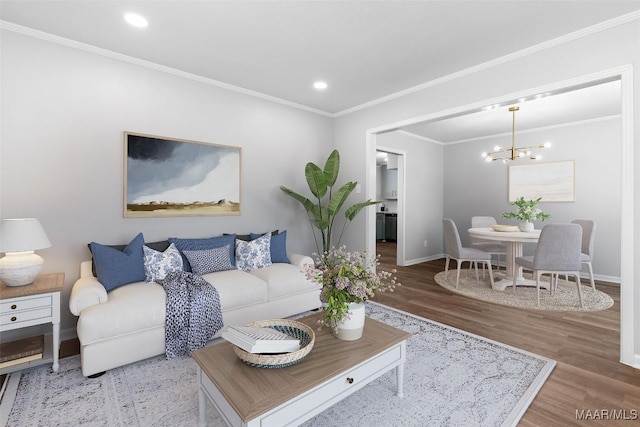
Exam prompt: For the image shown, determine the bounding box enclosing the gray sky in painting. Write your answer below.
[127,136,240,204]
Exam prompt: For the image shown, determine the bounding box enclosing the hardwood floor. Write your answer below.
[374,241,640,426]
[4,244,639,425]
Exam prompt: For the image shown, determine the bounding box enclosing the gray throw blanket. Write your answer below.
[159,271,224,359]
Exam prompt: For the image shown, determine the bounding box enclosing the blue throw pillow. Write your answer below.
[168,234,236,271]
[250,230,290,264]
[87,240,169,277]
[89,233,146,291]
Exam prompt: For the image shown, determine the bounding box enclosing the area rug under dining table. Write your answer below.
[434,269,614,312]
[4,302,555,427]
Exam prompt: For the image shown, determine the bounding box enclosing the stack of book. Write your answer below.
[222,326,300,354]
[0,335,44,369]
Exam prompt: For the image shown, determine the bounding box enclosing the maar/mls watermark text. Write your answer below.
[576,409,638,421]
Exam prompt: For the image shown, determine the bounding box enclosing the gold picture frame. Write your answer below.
[124,132,241,217]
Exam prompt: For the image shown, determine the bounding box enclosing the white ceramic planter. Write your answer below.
[333,302,365,341]
[519,221,534,232]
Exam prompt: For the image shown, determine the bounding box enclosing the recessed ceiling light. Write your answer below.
[125,13,148,28]
[313,81,328,90]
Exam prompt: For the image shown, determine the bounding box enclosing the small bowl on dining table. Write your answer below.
[491,225,520,232]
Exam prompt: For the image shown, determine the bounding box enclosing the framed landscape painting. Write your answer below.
[508,160,575,202]
[124,132,241,217]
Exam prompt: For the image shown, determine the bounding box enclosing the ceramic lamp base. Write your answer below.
[0,251,43,286]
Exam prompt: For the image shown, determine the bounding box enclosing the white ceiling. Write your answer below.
[401,79,622,143]
[2,0,639,117]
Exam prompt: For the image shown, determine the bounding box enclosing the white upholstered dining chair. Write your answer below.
[513,223,583,308]
[571,219,597,291]
[470,216,506,270]
[442,219,495,289]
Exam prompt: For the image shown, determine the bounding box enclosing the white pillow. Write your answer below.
[143,243,184,283]
[235,232,272,271]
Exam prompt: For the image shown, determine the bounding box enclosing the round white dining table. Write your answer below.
[467,227,542,291]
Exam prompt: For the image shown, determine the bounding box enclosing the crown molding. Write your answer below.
[394,115,620,146]
[396,130,445,145]
[334,10,640,117]
[2,9,638,119]
[0,21,334,118]
[447,114,621,145]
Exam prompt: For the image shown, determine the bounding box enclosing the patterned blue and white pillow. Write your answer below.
[250,230,290,263]
[183,245,234,275]
[143,243,184,283]
[235,232,272,271]
[168,234,236,272]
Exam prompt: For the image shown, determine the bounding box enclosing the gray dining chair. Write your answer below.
[442,219,495,289]
[470,216,506,270]
[571,219,597,291]
[513,223,583,307]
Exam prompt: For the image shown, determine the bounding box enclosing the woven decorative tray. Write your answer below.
[232,319,315,369]
[492,224,520,232]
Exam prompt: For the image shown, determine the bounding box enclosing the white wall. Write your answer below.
[1,31,332,339]
[2,16,639,364]
[444,117,621,279]
[373,116,621,278]
[377,132,444,263]
[333,20,639,364]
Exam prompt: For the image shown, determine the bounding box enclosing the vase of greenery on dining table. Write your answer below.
[502,196,551,231]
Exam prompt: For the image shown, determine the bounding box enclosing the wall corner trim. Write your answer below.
[0,20,334,118]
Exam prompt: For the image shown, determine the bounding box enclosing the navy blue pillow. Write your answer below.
[88,240,169,276]
[250,230,290,264]
[168,234,237,272]
[89,233,146,291]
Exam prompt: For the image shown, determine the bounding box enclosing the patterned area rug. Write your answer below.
[435,269,614,312]
[6,303,555,427]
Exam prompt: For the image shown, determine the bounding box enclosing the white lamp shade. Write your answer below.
[0,218,52,253]
[1,218,51,286]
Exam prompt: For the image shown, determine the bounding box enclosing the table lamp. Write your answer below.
[0,218,52,286]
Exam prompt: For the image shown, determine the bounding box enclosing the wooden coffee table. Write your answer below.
[192,311,411,427]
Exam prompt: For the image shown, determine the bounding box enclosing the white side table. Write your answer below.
[0,273,64,374]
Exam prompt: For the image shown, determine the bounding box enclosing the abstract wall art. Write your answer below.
[124,132,241,217]
[508,160,575,202]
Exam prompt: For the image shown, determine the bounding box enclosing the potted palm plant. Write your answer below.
[281,150,399,339]
[280,149,379,254]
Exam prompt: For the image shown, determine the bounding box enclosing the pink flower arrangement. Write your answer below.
[305,246,400,332]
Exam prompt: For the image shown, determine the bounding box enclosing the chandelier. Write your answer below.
[481,106,551,163]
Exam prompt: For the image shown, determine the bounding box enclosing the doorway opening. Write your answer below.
[375,149,404,266]
[364,66,634,366]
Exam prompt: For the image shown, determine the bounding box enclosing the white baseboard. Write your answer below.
[406,253,622,285]
[623,353,640,369]
[61,327,78,342]
[403,254,442,266]
[592,273,621,284]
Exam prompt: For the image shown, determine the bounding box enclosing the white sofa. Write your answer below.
[69,253,321,377]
